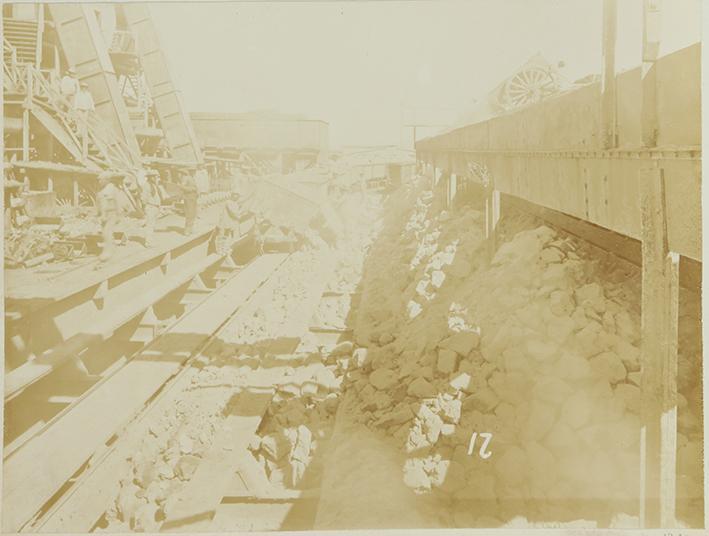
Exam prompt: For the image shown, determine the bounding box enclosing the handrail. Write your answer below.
[19,63,140,171]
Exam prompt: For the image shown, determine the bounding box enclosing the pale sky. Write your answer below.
[149,0,701,148]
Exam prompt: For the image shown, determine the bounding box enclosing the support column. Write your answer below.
[484,177,500,264]
[601,0,618,149]
[449,173,458,208]
[639,167,679,528]
[641,0,661,147]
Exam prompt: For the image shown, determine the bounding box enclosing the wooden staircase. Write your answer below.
[3,18,39,65]
[3,45,139,172]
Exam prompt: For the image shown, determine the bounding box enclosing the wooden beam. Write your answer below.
[639,167,679,528]
[600,0,617,148]
[641,0,661,147]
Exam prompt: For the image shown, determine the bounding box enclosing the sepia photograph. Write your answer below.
[0,0,704,533]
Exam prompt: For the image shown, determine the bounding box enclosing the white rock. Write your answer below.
[352,348,368,367]
[403,458,431,490]
[431,270,446,288]
[449,372,472,392]
[440,398,462,424]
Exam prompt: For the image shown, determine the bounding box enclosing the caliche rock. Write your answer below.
[449,372,472,393]
[407,377,437,398]
[352,348,369,368]
[465,386,499,413]
[379,332,395,346]
[330,340,354,357]
[175,454,200,480]
[431,270,446,288]
[369,368,399,390]
[374,404,415,427]
[440,398,462,424]
[439,330,481,356]
[403,458,431,491]
[560,390,592,429]
[589,351,627,383]
[437,349,459,374]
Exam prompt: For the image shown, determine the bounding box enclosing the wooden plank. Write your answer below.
[31,106,84,163]
[638,167,679,528]
[4,253,225,400]
[160,389,273,532]
[1,254,287,533]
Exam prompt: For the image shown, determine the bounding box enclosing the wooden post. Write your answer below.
[22,68,33,161]
[449,173,457,208]
[484,178,501,264]
[35,5,44,68]
[73,179,80,206]
[639,167,679,528]
[641,0,661,147]
[601,0,617,149]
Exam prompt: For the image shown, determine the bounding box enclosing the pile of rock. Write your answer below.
[333,179,702,528]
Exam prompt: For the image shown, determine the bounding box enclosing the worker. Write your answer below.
[139,169,161,248]
[216,191,242,254]
[194,162,210,196]
[96,170,121,261]
[179,169,199,235]
[73,82,95,158]
[60,67,80,106]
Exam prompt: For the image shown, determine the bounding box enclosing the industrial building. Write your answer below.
[190,111,330,175]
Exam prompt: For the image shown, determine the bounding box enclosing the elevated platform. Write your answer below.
[416,44,701,262]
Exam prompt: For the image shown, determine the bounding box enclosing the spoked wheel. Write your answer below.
[500,67,559,110]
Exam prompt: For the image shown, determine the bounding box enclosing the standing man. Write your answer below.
[179,169,199,235]
[139,169,161,248]
[216,191,242,254]
[73,82,95,159]
[96,170,120,262]
[194,163,210,196]
[60,67,79,108]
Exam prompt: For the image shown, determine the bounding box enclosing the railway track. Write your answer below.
[7,246,348,533]
[2,237,289,533]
